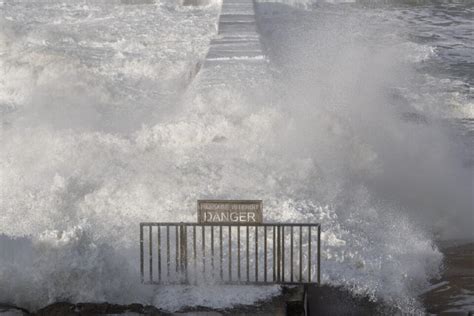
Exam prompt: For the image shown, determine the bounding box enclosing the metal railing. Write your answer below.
[140,222,321,285]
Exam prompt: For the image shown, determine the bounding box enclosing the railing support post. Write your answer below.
[179,224,187,283]
[317,225,321,285]
[140,224,144,283]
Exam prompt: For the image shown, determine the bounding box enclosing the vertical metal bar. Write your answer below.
[193,226,196,284]
[290,226,293,283]
[175,226,179,275]
[202,226,205,277]
[299,226,302,282]
[167,226,170,280]
[237,227,241,281]
[183,226,188,283]
[228,226,232,281]
[179,225,185,280]
[255,225,258,282]
[140,224,144,283]
[220,226,223,280]
[211,227,214,278]
[246,225,249,282]
[264,226,267,283]
[158,226,161,282]
[273,226,276,282]
[308,226,311,283]
[149,226,153,282]
[277,226,281,282]
[318,225,321,285]
[281,226,285,282]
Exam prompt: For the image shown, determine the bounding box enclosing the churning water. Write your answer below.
[0,0,472,313]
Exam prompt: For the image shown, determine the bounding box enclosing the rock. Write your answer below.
[35,302,76,316]
[28,302,167,316]
[0,303,30,315]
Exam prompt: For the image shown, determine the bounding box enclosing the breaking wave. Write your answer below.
[0,0,472,313]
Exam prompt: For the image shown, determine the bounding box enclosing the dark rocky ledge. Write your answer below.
[0,302,169,316]
[0,285,396,316]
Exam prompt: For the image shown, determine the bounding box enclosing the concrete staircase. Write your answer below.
[195,0,271,91]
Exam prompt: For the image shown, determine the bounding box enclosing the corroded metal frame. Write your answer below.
[140,222,321,285]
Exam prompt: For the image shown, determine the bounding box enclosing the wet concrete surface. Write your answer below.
[305,285,378,316]
[422,241,474,315]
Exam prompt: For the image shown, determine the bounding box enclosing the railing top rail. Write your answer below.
[140,222,320,227]
[142,281,318,285]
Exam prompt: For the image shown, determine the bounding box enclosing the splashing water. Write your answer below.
[1,0,472,313]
